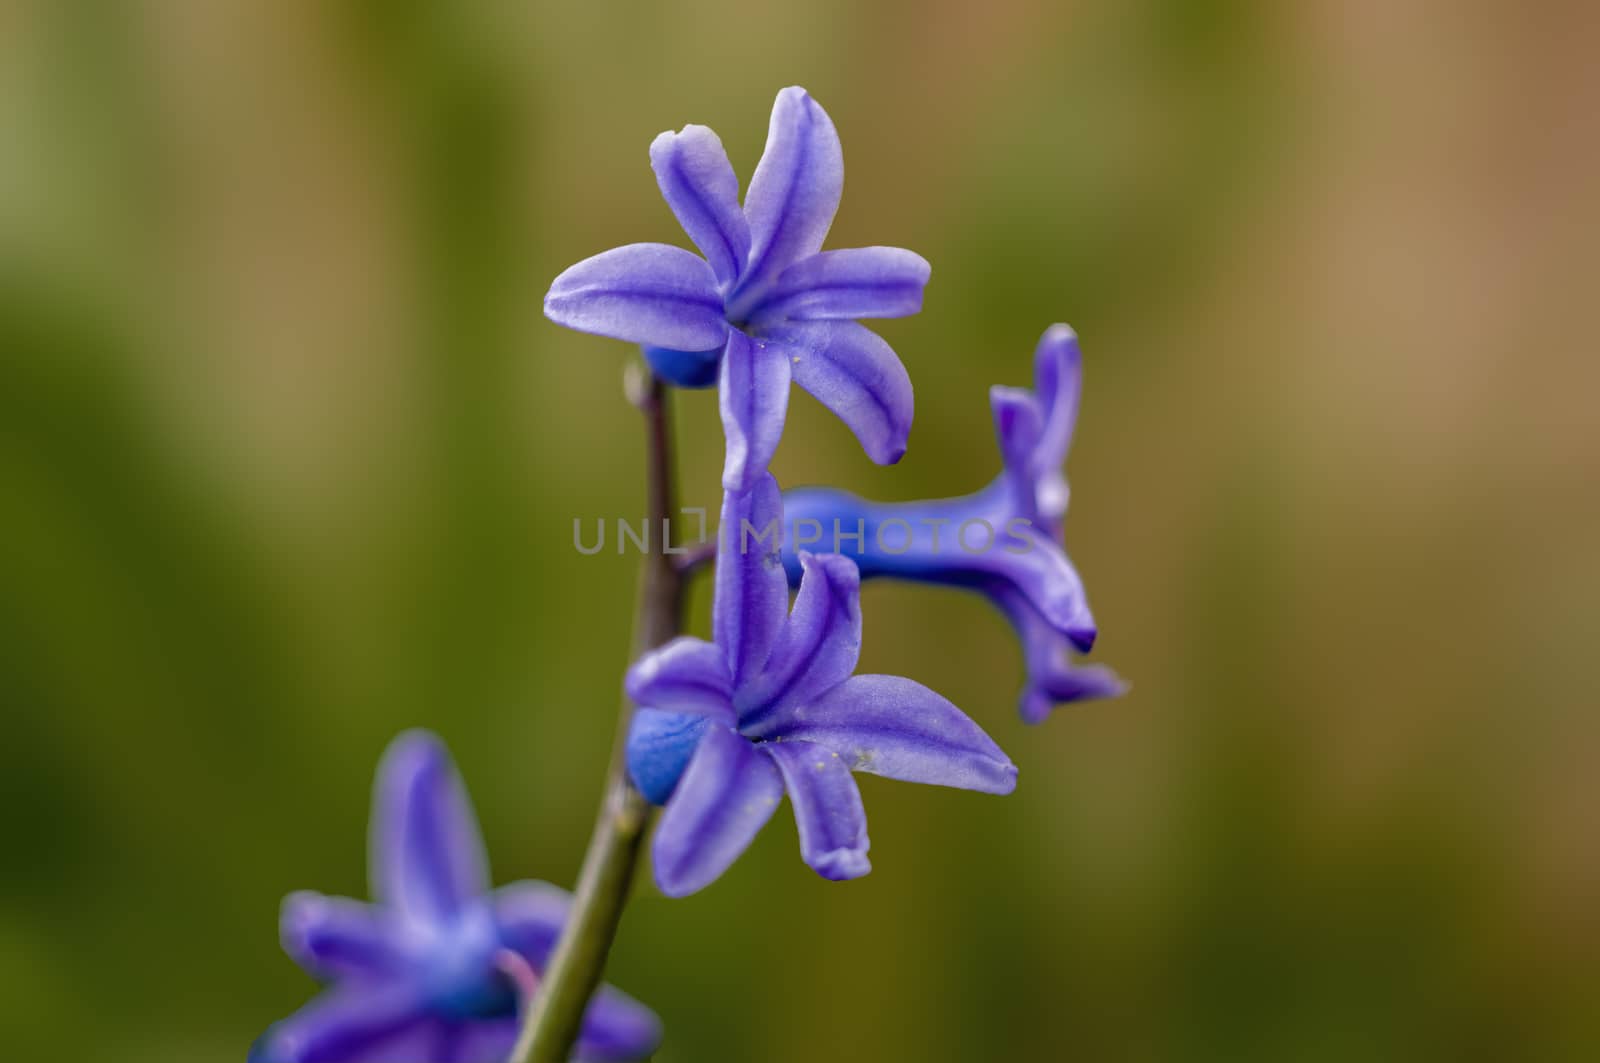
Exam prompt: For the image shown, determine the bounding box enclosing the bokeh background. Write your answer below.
[4,1,1598,1060]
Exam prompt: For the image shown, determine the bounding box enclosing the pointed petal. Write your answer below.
[763,740,871,881]
[626,708,713,806]
[991,384,1046,508]
[280,892,397,980]
[717,329,791,491]
[1031,324,1084,477]
[748,247,930,324]
[731,87,844,313]
[250,982,432,1063]
[994,585,1126,724]
[712,473,789,688]
[737,552,861,730]
[625,636,736,721]
[652,724,783,897]
[577,985,667,1062]
[768,320,913,466]
[1029,662,1127,721]
[544,243,729,350]
[650,125,751,288]
[491,880,572,967]
[760,674,1017,794]
[370,730,490,925]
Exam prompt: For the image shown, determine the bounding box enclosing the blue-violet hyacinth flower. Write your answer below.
[544,86,930,490]
[623,473,1016,897]
[781,325,1126,723]
[252,730,661,1063]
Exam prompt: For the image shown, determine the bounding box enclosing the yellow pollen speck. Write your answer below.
[815,761,826,770]
[792,356,801,363]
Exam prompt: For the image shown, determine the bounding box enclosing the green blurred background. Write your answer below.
[3,1,1597,1060]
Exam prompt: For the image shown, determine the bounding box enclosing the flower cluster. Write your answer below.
[545,86,926,491]
[624,475,1016,896]
[782,325,1126,723]
[253,732,660,1063]
[258,85,1122,1062]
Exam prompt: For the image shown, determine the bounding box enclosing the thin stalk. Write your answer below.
[510,366,684,1063]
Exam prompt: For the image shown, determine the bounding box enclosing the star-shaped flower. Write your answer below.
[781,325,1126,722]
[623,474,1016,897]
[252,731,661,1063]
[544,86,930,490]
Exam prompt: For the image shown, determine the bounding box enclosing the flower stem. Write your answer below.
[510,366,684,1063]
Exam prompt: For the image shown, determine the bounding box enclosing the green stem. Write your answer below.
[510,367,683,1063]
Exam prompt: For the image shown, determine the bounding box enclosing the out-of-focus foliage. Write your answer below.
[3,2,1597,1060]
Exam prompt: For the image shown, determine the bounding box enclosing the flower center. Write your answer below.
[416,907,520,1020]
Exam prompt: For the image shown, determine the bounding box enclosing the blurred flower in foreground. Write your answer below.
[624,474,1015,898]
[781,325,1126,723]
[252,731,660,1063]
[544,86,930,490]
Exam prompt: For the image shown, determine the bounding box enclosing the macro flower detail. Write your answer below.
[544,86,929,490]
[623,473,1016,897]
[252,731,661,1063]
[781,325,1126,723]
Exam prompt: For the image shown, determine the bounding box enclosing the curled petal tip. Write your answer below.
[798,549,862,589]
[1067,623,1097,654]
[1041,322,1079,346]
[812,847,873,881]
[993,761,1020,795]
[776,84,814,104]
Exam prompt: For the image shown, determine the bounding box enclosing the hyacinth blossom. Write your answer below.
[623,473,1017,897]
[252,731,660,1063]
[544,86,930,491]
[781,325,1126,723]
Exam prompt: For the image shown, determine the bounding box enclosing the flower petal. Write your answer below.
[748,247,931,324]
[729,87,844,316]
[994,584,1127,724]
[650,124,751,288]
[544,243,729,350]
[625,636,736,721]
[626,708,713,806]
[652,724,783,897]
[1031,324,1084,482]
[491,879,572,968]
[758,674,1017,795]
[737,552,861,730]
[991,384,1046,513]
[576,985,667,1062]
[965,522,1097,652]
[436,1020,516,1063]
[763,740,871,881]
[280,892,397,980]
[717,329,791,491]
[1028,662,1127,723]
[767,320,913,466]
[371,730,490,926]
[249,982,434,1063]
[712,472,789,688]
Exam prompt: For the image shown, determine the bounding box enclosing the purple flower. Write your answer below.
[544,86,929,490]
[623,474,1016,897]
[781,325,1126,723]
[252,731,661,1063]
